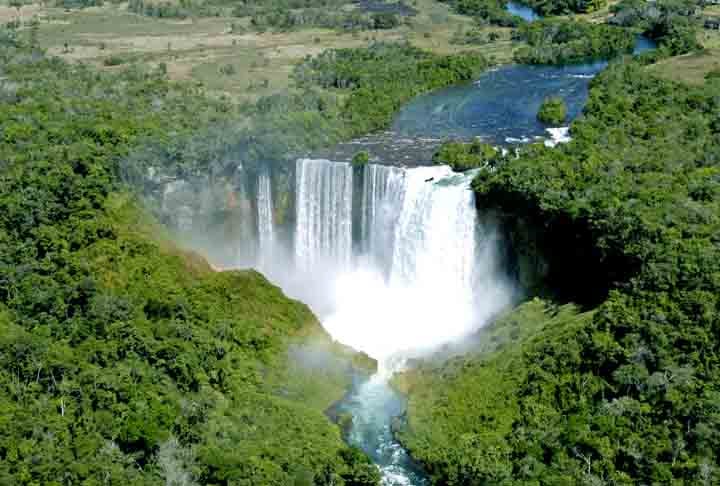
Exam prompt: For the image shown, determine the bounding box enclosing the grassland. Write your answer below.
[10,0,519,101]
[645,26,720,85]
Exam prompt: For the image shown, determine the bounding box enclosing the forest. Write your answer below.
[0,20,494,483]
[397,58,720,484]
[512,20,636,64]
[124,0,409,30]
[438,0,606,26]
[1,0,718,482]
[610,0,701,54]
[0,28,385,485]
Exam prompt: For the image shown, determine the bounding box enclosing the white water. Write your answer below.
[257,168,275,266]
[361,164,406,273]
[247,159,513,485]
[288,160,512,363]
[249,158,514,364]
[544,126,571,147]
[294,158,354,272]
[327,167,511,362]
[340,373,429,486]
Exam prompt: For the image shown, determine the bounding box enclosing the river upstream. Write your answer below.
[228,17,657,486]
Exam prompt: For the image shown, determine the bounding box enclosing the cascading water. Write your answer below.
[251,158,513,485]
[323,165,508,362]
[361,164,406,272]
[294,158,354,272]
[256,168,275,267]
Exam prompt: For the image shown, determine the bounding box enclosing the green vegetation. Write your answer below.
[0,29,382,485]
[645,48,720,85]
[439,0,607,27]
[398,60,720,484]
[513,19,636,64]
[438,0,525,27]
[121,42,489,202]
[124,0,408,31]
[537,96,566,124]
[352,150,370,166]
[0,25,492,482]
[451,26,503,45]
[610,0,701,54]
[396,300,595,484]
[231,0,352,17]
[293,42,489,135]
[432,139,500,171]
[127,0,201,19]
[248,8,403,32]
[522,0,607,15]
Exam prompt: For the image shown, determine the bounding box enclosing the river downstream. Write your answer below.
[217,18,659,485]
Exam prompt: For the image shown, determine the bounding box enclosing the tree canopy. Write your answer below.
[398,58,720,485]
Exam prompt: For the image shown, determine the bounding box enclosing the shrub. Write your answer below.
[219,63,237,76]
[432,140,498,171]
[537,96,566,124]
[103,55,127,66]
[371,12,400,29]
[352,150,370,166]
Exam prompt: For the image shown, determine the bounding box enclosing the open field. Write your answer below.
[647,48,720,85]
[12,0,518,100]
[645,28,720,85]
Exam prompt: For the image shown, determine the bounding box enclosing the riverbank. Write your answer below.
[394,56,720,484]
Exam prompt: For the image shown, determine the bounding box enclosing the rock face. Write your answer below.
[141,160,297,267]
[143,157,568,306]
[484,202,619,307]
[502,215,551,297]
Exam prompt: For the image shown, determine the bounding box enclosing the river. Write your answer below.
[231,20,657,485]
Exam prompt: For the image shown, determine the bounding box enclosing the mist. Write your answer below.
[157,156,517,368]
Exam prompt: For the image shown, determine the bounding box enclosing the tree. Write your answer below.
[352,150,370,166]
[372,12,400,30]
[537,96,567,124]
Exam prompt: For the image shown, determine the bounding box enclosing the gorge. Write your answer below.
[149,38,661,484]
[243,159,515,485]
[3,2,717,483]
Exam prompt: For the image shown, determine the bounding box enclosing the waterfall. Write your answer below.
[256,158,512,361]
[294,158,353,271]
[257,168,275,264]
[247,158,513,486]
[361,164,406,272]
[389,166,478,295]
[316,163,510,362]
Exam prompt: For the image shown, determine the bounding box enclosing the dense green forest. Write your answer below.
[432,140,501,171]
[2,0,718,482]
[397,59,720,484]
[520,0,606,15]
[610,0,701,54]
[438,0,526,27]
[122,42,489,220]
[0,28,386,485]
[293,43,489,134]
[537,96,567,124]
[0,20,493,482]
[438,0,606,26]
[513,19,636,64]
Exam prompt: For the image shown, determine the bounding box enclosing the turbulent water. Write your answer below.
[361,164,406,272]
[246,159,512,484]
[294,158,354,272]
[335,373,429,486]
[259,159,513,363]
[257,168,275,267]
